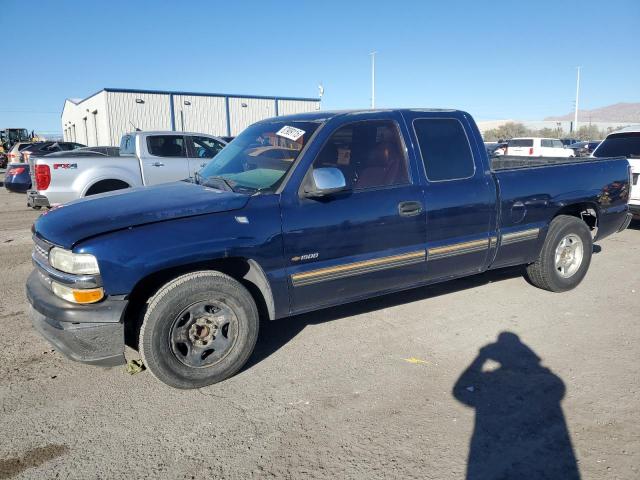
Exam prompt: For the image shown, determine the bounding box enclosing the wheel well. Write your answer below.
[85,179,130,196]
[123,258,274,349]
[554,203,598,232]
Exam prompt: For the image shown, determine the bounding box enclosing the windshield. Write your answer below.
[593,133,640,158]
[198,120,321,192]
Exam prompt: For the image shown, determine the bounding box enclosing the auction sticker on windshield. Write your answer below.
[276,126,306,142]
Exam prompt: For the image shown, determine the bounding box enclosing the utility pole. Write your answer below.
[370,51,377,109]
[574,66,581,134]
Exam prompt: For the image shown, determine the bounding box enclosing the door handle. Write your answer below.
[151,162,165,167]
[398,201,423,217]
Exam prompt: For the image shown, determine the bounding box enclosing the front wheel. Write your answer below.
[139,271,259,388]
[525,215,593,292]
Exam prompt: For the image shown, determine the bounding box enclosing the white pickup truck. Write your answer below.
[593,125,640,218]
[26,131,227,208]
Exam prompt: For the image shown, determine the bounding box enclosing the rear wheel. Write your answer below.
[139,271,259,388]
[525,215,593,292]
[85,179,129,196]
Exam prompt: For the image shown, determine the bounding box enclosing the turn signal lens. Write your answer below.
[51,282,104,304]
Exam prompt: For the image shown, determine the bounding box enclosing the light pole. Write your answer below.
[370,51,377,109]
[574,66,581,134]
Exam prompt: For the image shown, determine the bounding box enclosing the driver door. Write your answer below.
[280,116,427,313]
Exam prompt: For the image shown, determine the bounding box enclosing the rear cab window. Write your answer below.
[120,135,137,155]
[413,118,475,181]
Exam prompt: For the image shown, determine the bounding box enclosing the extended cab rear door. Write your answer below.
[139,134,190,185]
[401,111,498,281]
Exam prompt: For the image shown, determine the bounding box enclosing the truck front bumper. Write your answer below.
[26,270,127,367]
[27,190,50,208]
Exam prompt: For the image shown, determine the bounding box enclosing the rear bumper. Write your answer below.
[26,270,127,367]
[27,190,50,208]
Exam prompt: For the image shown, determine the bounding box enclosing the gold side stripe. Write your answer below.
[291,251,425,284]
[501,228,540,245]
[427,238,489,256]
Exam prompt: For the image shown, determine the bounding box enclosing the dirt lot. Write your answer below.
[0,181,638,479]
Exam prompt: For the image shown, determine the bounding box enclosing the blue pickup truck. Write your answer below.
[26,109,632,388]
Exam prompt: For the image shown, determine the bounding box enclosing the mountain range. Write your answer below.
[545,102,640,123]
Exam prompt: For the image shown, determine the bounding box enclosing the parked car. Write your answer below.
[568,140,601,157]
[485,141,507,157]
[26,109,631,388]
[507,138,574,157]
[20,141,85,163]
[593,125,640,218]
[5,142,37,164]
[26,132,227,208]
[3,162,31,192]
[560,138,580,147]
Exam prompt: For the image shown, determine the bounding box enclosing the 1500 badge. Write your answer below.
[53,163,78,170]
[291,252,319,262]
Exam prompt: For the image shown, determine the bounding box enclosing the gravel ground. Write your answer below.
[0,183,638,479]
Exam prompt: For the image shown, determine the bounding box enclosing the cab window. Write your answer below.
[312,120,409,190]
[189,136,225,159]
[147,135,186,157]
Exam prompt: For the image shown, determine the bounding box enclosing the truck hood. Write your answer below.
[34,181,250,249]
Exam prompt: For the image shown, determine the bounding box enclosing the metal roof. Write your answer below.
[68,87,320,106]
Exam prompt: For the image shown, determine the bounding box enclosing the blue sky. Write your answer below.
[1,0,638,133]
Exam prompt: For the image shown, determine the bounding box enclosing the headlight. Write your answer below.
[49,247,100,275]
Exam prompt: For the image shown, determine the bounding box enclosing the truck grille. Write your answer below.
[32,236,52,264]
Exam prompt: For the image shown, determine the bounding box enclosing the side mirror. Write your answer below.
[305,167,348,197]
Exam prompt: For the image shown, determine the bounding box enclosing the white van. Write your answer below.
[507,138,574,157]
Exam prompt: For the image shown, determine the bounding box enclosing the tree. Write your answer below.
[483,122,528,142]
[575,125,602,141]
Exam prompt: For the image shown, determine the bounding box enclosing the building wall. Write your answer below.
[106,92,172,146]
[277,99,320,116]
[62,89,320,146]
[61,92,109,147]
[173,95,227,135]
[228,97,276,136]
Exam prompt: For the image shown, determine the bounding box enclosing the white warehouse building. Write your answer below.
[61,88,321,146]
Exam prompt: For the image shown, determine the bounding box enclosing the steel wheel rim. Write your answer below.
[554,234,584,278]
[169,300,238,368]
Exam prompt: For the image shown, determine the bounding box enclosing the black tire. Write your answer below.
[139,271,259,388]
[525,215,593,292]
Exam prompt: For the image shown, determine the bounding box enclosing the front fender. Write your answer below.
[74,195,290,318]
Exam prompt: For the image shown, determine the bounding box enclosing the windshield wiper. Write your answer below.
[201,175,236,192]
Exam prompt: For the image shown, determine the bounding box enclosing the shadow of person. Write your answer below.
[453,332,580,480]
